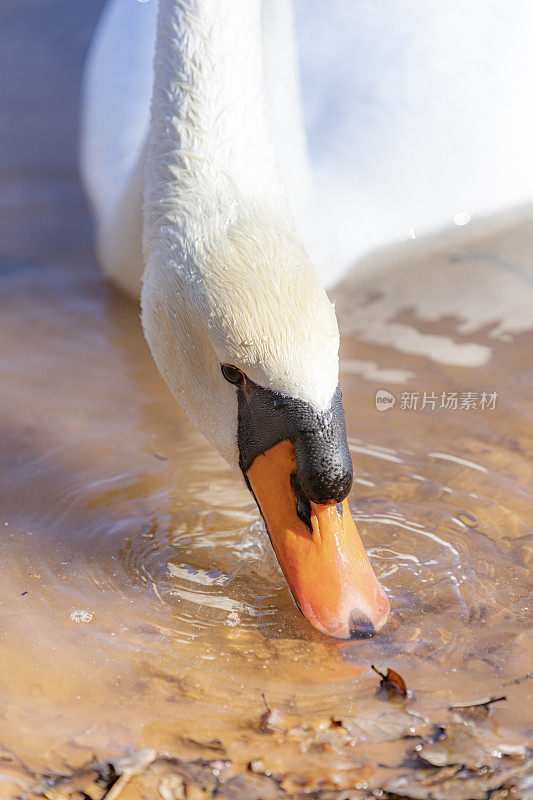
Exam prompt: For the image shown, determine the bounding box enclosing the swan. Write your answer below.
[80,0,389,639]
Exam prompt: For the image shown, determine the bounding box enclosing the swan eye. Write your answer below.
[221,364,246,385]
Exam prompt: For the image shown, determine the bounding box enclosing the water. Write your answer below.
[1,247,531,790]
[1,1,532,795]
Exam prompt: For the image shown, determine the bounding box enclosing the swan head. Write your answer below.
[141,209,389,638]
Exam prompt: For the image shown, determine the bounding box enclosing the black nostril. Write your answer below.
[290,472,313,533]
[349,611,376,640]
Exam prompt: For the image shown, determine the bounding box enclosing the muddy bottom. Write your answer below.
[1,3,532,798]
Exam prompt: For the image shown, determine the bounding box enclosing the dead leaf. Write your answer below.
[449,695,506,723]
[335,706,426,744]
[218,772,282,800]
[418,721,526,771]
[449,695,506,710]
[257,692,284,733]
[385,761,529,800]
[372,664,408,698]
[24,761,106,800]
[104,748,158,800]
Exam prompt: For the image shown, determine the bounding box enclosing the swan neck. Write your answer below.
[145,0,287,220]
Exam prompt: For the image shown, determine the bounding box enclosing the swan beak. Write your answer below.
[246,440,389,639]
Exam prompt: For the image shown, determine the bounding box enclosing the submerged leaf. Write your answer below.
[372,664,408,698]
[418,721,526,771]
[24,760,107,800]
[449,695,506,723]
[257,692,284,734]
[449,696,506,710]
[335,707,426,744]
[385,762,529,800]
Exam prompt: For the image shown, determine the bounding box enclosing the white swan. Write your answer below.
[80,0,389,639]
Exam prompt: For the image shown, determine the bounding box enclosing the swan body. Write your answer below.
[82,0,533,288]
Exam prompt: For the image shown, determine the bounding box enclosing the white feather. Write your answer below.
[81,0,339,469]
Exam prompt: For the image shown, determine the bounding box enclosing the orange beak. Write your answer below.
[246,440,390,639]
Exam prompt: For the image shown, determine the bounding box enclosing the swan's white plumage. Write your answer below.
[82,0,533,291]
[80,0,157,226]
[80,0,157,297]
[140,0,338,467]
[81,0,320,297]
[81,0,339,469]
[296,0,533,281]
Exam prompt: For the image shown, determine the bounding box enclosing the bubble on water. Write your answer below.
[225,611,241,627]
[70,609,93,624]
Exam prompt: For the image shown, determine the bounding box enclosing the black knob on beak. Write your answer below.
[293,386,353,504]
[237,378,353,506]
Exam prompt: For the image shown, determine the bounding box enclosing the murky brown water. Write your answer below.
[1,3,532,797]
